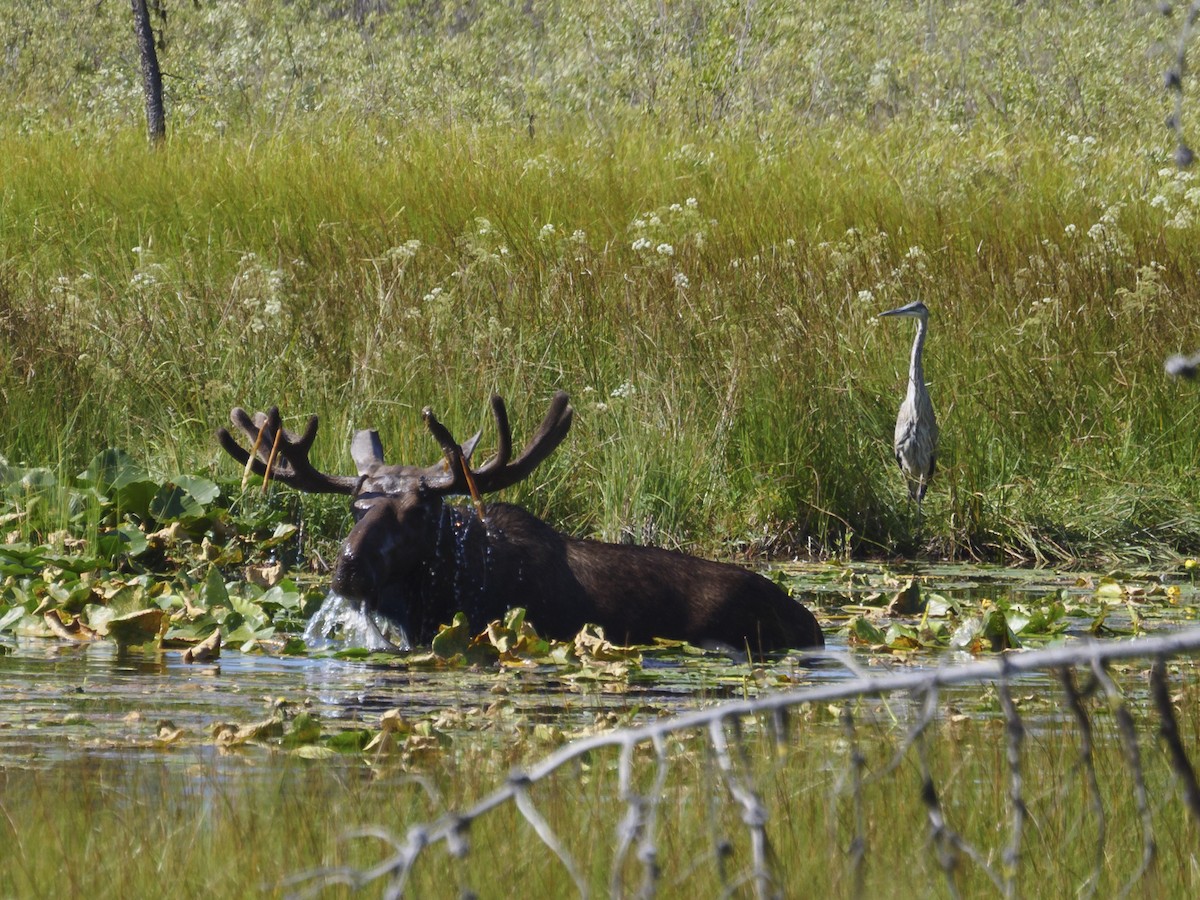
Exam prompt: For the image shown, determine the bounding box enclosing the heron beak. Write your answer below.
[878,301,925,319]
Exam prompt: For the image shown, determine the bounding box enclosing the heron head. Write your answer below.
[878,300,929,321]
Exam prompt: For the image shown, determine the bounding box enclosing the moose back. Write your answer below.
[218,392,823,652]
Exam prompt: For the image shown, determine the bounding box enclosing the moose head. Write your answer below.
[218,392,823,653]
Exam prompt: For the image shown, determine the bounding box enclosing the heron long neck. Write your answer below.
[907,316,928,393]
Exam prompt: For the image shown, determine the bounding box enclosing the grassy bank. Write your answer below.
[2,2,1200,563]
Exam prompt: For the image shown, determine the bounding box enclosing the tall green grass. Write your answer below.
[2,2,1200,562]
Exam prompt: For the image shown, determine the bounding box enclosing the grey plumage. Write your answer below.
[879,301,938,503]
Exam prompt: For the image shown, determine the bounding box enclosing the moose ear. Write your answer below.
[351,429,386,474]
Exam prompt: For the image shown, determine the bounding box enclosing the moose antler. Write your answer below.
[420,391,573,496]
[217,407,361,494]
[217,393,573,498]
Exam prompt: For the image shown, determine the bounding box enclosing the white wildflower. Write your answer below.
[656,243,674,256]
[673,272,690,289]
[1169,208,1195,229]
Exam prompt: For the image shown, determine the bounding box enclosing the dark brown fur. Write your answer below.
[333,499,824,651]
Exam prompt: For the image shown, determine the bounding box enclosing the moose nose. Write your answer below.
[331,542,377,603]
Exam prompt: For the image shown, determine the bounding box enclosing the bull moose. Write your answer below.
[218,392,823,652]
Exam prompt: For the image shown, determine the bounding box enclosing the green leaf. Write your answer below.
[283,712,323,746]
[924,593,957,618]
[80,449,157,517]
[173,474,219,506]
[431,612,472,659]
[0,605,28,633]
[326,730,372,752]
[98,524,149,560]
[981,608,1019,651]
[149,483,206,521]
[199,565,229,608]
[261,523,298,548]
[259,584,302,611]
[846,615,886,646]
[1,466,57,494]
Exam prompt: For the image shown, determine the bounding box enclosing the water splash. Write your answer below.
[303,591,410,651]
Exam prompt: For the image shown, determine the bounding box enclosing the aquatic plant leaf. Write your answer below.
[260,523,299,548]
[282,712,322,746]
[106,608,165,647]
[182,626,221,663]
[245,561,284,588]
[258,583,301,611]
[290,745,337,759]
[924,593,957,617]
[1,466,57,496]
[981,608,1019,651]
[574,624,640,663]
[199,565,229,608]
[0,606,27,633]
[97,524,149,560]
[327,730,372,752]
[213,714,284,746]
[431,613,472,659]
[149,481,209,522]
[883,623,922,650]
[885,579,924,616]
[847,615,887,647]
[43,609,100,642]
[80,448,157,517]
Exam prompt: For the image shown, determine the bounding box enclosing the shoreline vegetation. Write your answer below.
[2,2,1200,567]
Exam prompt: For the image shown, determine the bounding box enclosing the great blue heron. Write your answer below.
[879,300,938,505]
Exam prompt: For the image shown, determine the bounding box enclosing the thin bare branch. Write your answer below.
[1090,656,1156,897]
[1056,667,1106,900]
[997,670,1027,899]
[1150,656,1200,824]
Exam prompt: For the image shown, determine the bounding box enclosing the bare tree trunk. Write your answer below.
[131,0,165,143]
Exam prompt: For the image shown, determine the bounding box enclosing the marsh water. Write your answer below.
[1,561,1194,775]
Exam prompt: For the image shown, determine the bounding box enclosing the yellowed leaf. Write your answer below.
[183,627,221,663]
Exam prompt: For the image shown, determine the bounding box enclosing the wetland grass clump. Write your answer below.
[4,123,1199,564]
[1,1,1199,565]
